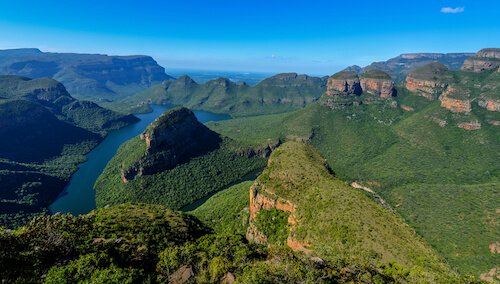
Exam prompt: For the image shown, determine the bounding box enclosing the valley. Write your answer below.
[0,46,498,283]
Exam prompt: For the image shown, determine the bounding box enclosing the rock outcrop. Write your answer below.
[325,71,362,96]
[405,62,451,100]
[246,182,305,251]
[458,121,481,131]
[439,85,472,113]
[121,108,221,182]
[478,98,500,112]
[461,48,500,72]
[359,70,396,98]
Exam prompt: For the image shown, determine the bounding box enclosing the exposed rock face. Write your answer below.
[461,48,500,72]
[405,62,452,100]
[0,48,172,99]
[480,99,500,112]
[247,182,303,251]
[439,86,472,113]
[326,69,395,98]
[458,121,481,131]
[359,70,396,98]
[325,71,362,96]
[121,108,221,181]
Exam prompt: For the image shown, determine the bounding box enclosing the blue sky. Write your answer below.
[0,0,499,75]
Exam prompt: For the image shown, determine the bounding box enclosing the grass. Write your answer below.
[385,182,500,275]
[189,180,253,235]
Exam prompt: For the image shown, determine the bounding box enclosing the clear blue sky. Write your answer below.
[0,0,499,75]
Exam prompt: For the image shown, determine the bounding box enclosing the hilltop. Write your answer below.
[0,48,172,100]
[108,72,327,116]
[95,108,267,210]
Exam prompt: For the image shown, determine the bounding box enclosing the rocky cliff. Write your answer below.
[0,48,172,99]
[359,70,396,98]
[461,48,500,72]
[121,108,221,182]
[404,62,452,100]
[439,85,472,113]
[325,71,362,96]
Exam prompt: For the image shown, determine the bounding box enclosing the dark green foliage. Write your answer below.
[255,208,289,245]
[95,138,266,210]
[0,76,138,228]
[1,204,474,283]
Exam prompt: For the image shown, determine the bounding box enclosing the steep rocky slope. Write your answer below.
[359,70,396,98]
[461,48,500,72]
[109,72,327,116]
[0,48,172,99]
[404,62,453,100]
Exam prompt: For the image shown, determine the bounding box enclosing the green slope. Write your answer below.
[209,95,499,276]
[106,73,327,116]
[190,180,253,235]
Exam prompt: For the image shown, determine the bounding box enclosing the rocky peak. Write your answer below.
[206,77,232,88]
[122,108,221,181]
[461,48,500,72]
[326,71,362,96]
[359,70,396,98]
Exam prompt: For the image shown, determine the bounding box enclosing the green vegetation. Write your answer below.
[0,76,137,228]
[360,69,392,80]
[210,90,499,277]
[95,138,266,210]
[190,181,253,235]
[0,203,480,283]
[106,73,327,116]
[0,48,171,100]
[255,208,289,245]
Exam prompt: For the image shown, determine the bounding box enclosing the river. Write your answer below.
[49,105,231,215]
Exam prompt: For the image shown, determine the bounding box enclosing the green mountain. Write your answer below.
[95,107,267,210]
[0,75,138,228]
[359,52,475,82]
[108,72,327,116]
[0,48,173,100]
[208,61,500,277]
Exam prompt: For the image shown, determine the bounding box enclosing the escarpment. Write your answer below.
[439,85,472,113]
[359,70,396,98]
[325,71,362,96]
[461,48,500,72]
[121,108,221,182]
[404,62,451,100]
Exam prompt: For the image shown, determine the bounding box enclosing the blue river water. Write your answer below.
[49,105,231,215]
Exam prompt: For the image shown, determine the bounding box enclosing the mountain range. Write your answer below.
[0,47,498,283]
[0,48,172,100]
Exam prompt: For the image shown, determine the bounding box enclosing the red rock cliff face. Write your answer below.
[439,86,472,113]
[247,183,310,251]
[325,72,362,96]
[405,76,447,100]
[360,78,395,98]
